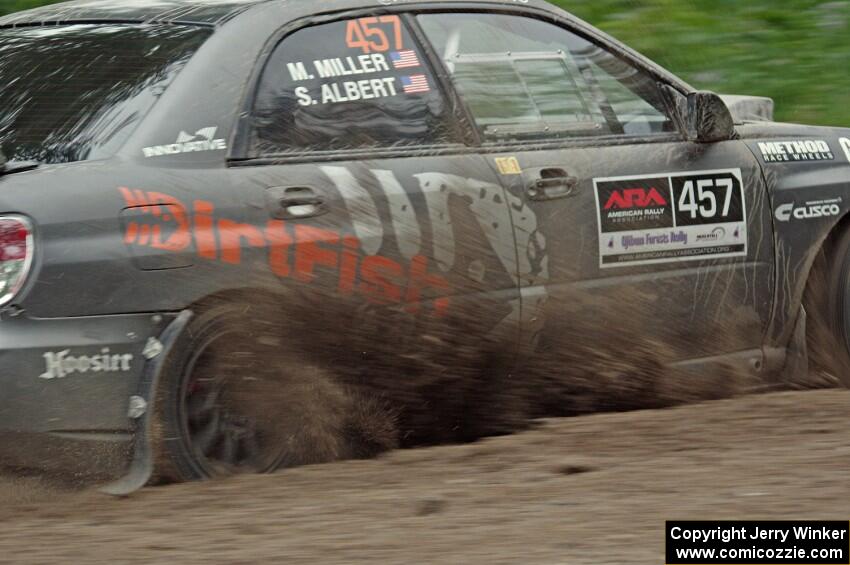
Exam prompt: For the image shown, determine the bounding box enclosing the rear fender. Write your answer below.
[100,309,193,496]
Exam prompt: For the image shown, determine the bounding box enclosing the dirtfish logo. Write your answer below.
[39,349,134,380]
[142,127,227,158]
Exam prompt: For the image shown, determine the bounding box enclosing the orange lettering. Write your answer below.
[338,235,360,295]
[123,222,139,245]
[148,193,191,252]
[378,15,403,51]
[360,255,404,304]
[119,187,151,208]
[265,219,292,278]
[346,19,371,53]
[293,225,339,282]
[193,200,218,260]
[218,219,266,264]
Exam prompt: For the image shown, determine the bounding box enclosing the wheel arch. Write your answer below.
[793,202,850,311]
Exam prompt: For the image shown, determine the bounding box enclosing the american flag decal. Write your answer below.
[390,50,420,69]
[401,74,430,94]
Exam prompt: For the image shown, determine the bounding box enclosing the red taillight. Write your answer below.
[0,215,33,307]
[0,219,29,261]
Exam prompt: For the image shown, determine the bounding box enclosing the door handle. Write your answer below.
[527,168,578,201]
[265,186,327,219]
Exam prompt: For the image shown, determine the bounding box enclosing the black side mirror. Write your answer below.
[686,91,735,143]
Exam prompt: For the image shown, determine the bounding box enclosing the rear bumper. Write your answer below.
[0,311,176,478]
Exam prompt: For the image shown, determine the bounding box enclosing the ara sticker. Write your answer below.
[594,169,748,268]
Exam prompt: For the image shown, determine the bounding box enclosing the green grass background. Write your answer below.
[3,0,848,126]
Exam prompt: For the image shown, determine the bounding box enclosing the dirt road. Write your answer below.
[0,390,847,564]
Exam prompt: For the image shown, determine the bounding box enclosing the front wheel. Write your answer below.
[805,228,850,388]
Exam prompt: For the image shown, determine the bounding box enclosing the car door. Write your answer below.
[417,11,775,375]
[226,14,523,378]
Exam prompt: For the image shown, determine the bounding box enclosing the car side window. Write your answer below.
[251,16,458,155]
[417,13,675,141]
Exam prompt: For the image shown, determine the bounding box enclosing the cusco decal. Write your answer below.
[119,187,449,316]
[594,169,747,268]
[774,198,842,222]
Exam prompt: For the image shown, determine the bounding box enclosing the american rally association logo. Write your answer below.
[596,177,674,232]
[604,187,668,210]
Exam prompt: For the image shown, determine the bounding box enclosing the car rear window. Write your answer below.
[250,16,459,156]
[0,24,211,164]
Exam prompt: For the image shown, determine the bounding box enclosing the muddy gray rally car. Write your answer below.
[1,0,850,493]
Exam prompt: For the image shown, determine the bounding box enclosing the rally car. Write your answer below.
[1,0,849,493]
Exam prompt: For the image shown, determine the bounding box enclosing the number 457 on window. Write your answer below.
[346,16,404,53]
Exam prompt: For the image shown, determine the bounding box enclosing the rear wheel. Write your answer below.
[156,306,332,481]
[805,228,850,387]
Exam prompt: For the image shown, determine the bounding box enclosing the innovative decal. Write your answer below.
[142,127,227,158]
[758,140,834,163]
[774,197,842,222]
[594,169,747,268]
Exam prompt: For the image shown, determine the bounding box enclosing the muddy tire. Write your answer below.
[152,303,358,482]
[805,228,850,387]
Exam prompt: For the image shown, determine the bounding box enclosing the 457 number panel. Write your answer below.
[594,169,748,268]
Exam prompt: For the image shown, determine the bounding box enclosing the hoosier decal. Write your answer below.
[594,169,747,268]
[758,140,834,163]
[39,348,133,380]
